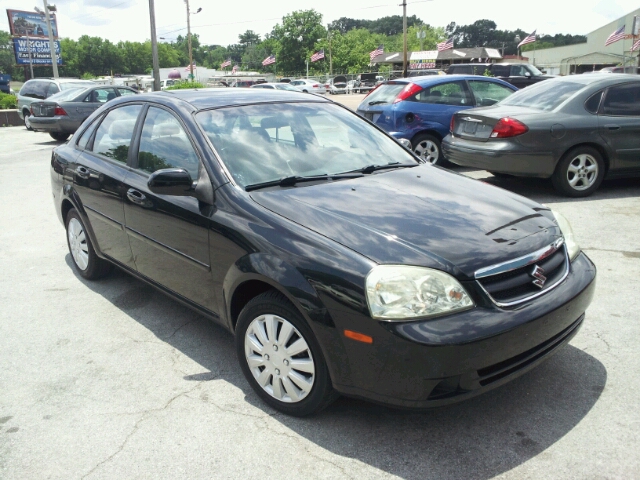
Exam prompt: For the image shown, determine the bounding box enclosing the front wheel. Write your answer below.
[551,146,605,197]
[236,290,337,416]
[412,133,446,166]
[65,208,112,280]
[23,111,33,131]
[50,132,70,142]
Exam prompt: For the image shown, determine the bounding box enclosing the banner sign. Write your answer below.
[13,38,62,65]
[6,9,59,38]
[409,50,438,69]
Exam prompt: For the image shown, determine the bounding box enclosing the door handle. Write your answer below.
[127,188,148,206]
[75,166,90,179]
[605,124,620,130]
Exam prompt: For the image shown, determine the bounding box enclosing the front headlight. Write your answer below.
[365,265,474,321]
[552,210,581,261]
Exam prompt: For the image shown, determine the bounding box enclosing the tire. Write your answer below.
[50,132,70,142]
[551,146,605,197]
[23,111,33,131]
[412,133,447,167]
[65,208,112,280]
[302,89,308,93]
[236,290,337,416]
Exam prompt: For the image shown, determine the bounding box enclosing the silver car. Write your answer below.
[328,75,348,95]
[250,82,299,91]
[28,85,138,141]
[289,79,327,94]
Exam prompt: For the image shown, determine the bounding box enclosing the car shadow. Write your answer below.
[65,255,607,480]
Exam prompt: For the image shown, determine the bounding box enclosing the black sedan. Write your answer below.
[50,89,596,416]
[442,74,640,197]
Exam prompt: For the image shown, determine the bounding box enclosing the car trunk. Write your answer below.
[452,106,546,143]
[31,102,58,117]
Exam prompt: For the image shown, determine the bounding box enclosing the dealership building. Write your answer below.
[526,8,640,75]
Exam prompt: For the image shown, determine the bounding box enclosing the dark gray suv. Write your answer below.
[446,63,554,89]
[17,78,95,130]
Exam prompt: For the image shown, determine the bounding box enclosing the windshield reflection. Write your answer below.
[196,103,417,188]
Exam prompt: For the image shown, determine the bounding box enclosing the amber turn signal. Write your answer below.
[344,329,373,344]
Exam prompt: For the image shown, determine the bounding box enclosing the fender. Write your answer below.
[60,184,107,261]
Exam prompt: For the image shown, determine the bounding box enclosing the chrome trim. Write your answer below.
[476,244,570,308]
[461,117,483,122]
[474,238,564,279]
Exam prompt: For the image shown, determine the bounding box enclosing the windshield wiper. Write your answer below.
[344,162,418,175]
[245,173,364,192]
[368,100,388,105]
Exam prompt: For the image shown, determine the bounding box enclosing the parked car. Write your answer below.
[51,89,595,416]
[251,82,299,91]
[356,75,517,165]
[446,63,554,89]
[29,85,138,141]
[354,73,378,93]
[0,73,11,94]
[289,79,326,94]
[18,78,96,130]
[443,74,640,197]
[599,66,640,74]
[328,75,348,95]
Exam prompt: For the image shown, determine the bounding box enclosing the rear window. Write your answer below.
[500,80,585,111]
[48,88,88,102]
[363,83,406,105]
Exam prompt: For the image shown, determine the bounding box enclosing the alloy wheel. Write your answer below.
[567,154,598,191]
[68,217,89,270]
[244,314,315,403]
[414,139,439,164]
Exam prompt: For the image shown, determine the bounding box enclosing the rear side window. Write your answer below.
[76,115,102,150]
[91,105,142,163]
[83,88,117,103]
[490,65,510,77]
[414,81,471,106]
[45,83,60,98]
[20,80,47,99]
[602,84,640,116]
[584,91,603,114]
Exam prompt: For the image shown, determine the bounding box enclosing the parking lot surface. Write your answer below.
[1,117,639,479]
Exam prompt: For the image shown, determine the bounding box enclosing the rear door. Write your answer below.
[67,104,143,269]
[599,82,640,172]
[407,80,474,135]
[122,105,216,312]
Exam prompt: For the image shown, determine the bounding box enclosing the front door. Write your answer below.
[123,105,216,312]
[599,83,640,173]
[68,104,142,269]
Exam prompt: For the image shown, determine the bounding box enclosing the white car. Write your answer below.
[289,79,326,94]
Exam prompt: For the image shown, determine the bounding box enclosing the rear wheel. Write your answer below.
[551,146,605,197]
[236,290,337,416]
[50,132,70,142]
[65,208,112,280]
[412,133,447,166]
[23,111,33,131]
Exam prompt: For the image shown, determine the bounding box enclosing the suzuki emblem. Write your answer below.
[530,265,547,289]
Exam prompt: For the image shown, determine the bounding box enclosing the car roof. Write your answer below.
[395,74,515,88]
[544,73,640,87]
[147,88,330,109]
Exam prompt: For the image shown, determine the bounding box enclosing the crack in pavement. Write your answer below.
[583,247,640,259]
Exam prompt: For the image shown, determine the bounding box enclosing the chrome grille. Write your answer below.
[475,239,569,307]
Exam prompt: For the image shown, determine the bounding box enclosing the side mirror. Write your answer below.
[148,168,194,196]
[524,71,532,77]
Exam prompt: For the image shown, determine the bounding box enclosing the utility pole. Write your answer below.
[41,0,58,78]
[402,0,408,77]
[185,0,194,81]
[25,31,34,79]
[149,0,161,91]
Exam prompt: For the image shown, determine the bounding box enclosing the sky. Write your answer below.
[1,0,638,46]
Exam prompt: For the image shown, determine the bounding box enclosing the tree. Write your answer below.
[270,10,326,75]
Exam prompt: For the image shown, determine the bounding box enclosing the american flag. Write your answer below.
[437,37,454,51]
[185,63,196,71]
[605,25,625,46]
[517,31,536,48]
[231,64,238,74]
[262,54,276,66]
[632,37,640,52]
[311,50,325,62]
[369,45,384,60]
[220,59,231,68]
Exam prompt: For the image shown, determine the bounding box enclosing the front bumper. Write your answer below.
[320,252,596,408]
[442,134,557,178]
[29,116,78,134]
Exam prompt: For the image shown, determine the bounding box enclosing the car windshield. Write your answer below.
[47,88,88,102]
[364,83,406,105]
[60,82,93,91]
[527,64,543,76]
[499,80,585,111]
[196,102,417,188]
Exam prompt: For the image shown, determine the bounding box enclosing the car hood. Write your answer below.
[250,165,560,278]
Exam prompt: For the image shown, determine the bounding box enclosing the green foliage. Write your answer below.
[0,92,17,109]
[165,81,206,90]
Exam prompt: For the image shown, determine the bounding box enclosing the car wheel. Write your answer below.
[412,134,446,166]
[65,208,112,280]
[302,89,308,93]
[50,132,70,142]
[551,146,605,197]
[23,111,33,131]
[236,290,337,416]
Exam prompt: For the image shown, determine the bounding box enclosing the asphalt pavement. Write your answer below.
[1,113,639,479]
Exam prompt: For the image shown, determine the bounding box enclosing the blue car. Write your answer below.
[356,75,517,166]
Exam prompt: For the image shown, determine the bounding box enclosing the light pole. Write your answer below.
[35,1,58,78]
[184,1,202,82]
[149,0,161,91]
[402,0,408,78]
[417,26,426,51]
[515,35,521,58]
